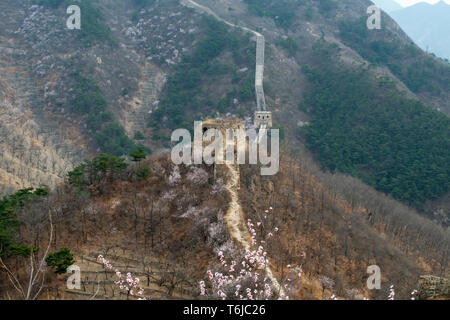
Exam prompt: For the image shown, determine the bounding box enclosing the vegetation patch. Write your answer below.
[46,248,75,274]
[36,0,116,47]
[0,187,49,256]
[150,16,256,130]
[300,42,450,208]
[69,71,137,156]
[276,36,299,57]
[132,0,156,9]
[339,17,450,95]
[243,0,304,29]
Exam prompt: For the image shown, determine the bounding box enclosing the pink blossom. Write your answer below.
[97,255,146,300]
[200,281,206,296]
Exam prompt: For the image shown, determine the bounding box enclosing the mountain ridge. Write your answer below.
[0,0,448,301]
[390,0,450,61]
[372,0,403,13]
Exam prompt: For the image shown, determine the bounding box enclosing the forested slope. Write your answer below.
[300,42,450,209]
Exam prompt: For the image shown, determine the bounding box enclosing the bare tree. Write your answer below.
[0,211,53,300]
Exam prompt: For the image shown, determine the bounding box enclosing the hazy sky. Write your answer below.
[395,0,450,6]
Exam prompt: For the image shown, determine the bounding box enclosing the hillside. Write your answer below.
[0,0,449,300]
[0,0,449,211]
[1,152,448,300]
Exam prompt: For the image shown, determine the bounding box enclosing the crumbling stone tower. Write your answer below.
[254,111,273,128]
[201,118,246,183]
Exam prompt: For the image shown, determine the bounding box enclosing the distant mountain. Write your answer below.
[371,0,403,13]
[391,1,450,61]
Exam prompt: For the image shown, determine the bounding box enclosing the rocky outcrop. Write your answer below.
[418,275,450,300]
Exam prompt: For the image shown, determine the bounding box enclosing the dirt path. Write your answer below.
[224,164,252,250]
[224,163,283,296]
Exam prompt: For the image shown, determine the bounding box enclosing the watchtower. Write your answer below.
[254,111,272,128]
[201,118,246,181]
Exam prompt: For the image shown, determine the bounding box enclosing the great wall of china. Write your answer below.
[180,0,272,128]
[180,0,282,296]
